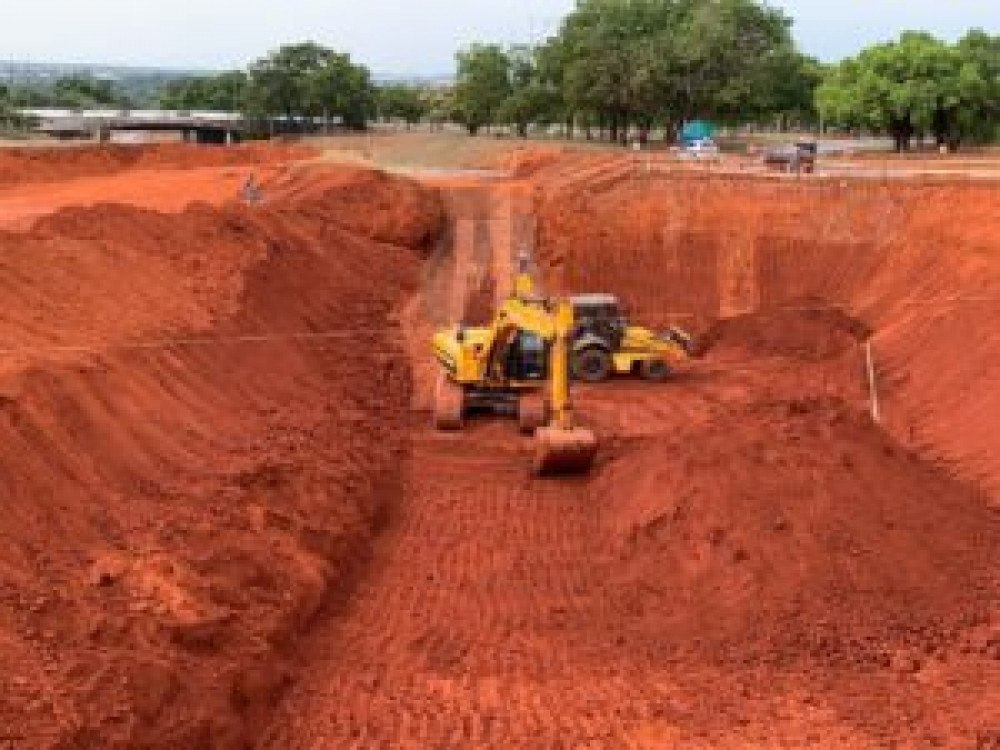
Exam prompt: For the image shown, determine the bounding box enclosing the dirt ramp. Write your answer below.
[0,168,442,748]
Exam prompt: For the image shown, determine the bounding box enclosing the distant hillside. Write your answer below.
[1,62,206,107]
[0,61,206,84]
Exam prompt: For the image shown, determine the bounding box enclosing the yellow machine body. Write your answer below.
[432,272,597,474]
[611,325,690,374]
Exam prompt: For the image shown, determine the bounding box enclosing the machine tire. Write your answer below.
[518,393,548,435]
[433,377,465,431]
[639,359,670,381]
[571,347,613,383]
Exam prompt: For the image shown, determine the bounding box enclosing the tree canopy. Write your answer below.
[159,71,248,112]
[156,42,375,131]
[817,30,999,150]
[453,44,513,135]
[50,75,129,109]
[141,9,998,148]
[452,0,819,141]
[375,84,428,127]
[244,42,374,128]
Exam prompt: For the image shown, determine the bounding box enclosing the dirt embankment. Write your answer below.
[533,164,1000,501]
[0,143,314,189]
[599,392,997,745]
[520,162,1000,745]
[0,166,442,748]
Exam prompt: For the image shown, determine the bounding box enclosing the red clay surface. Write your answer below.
[0,142,997,749]
[0,142,312,188]
[0,147,442,748]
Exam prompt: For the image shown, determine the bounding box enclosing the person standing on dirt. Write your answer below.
[242,175,262,203]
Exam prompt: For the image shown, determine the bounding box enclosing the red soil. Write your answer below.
[0,143,313,189]
[0,159,441,748]
[533,162,1000,501]
[0,144,996,749]
[260,166,997,748]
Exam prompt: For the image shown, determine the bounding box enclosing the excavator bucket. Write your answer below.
[533,426,598,475]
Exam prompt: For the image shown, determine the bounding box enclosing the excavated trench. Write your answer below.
[259,171,999,749]
[0,148,997,749]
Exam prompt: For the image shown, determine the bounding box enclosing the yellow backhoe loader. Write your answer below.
[568,294,693,382]
[432,272,598,475]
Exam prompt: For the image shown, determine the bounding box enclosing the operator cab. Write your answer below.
[504,330,548,382]
[570,293,628,350]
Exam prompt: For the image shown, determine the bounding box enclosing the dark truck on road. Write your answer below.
[763,141,818,174]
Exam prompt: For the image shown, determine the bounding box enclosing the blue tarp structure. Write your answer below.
[679,120,716,144]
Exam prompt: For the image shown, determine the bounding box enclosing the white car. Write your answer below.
[679,138,720,160]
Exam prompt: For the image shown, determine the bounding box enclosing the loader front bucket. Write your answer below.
[533,426,598,475]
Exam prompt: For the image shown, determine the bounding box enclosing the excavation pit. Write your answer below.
[0,142,995,749]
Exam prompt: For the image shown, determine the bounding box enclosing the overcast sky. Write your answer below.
[1,0,997,75]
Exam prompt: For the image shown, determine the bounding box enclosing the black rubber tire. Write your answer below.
[433,377,464,431]
[571,347,613,383]
[639,359,670,381]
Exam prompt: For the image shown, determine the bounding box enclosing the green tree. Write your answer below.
[307,51,375,129]
[817,32,990,150]
[159,71,248,111]
[244,42,374,130]
[52,75,128,109]
[499,45,562,137]
[956,29,1000,143]
[241,43,370,130]
[377,84,428,128]
[548,0,804,142]
[454,44,512,135]
[246,42,328,123]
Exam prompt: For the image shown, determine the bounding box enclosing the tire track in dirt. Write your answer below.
[258,425,644,748]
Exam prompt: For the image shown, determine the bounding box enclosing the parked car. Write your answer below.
[763,141,817,174]
[679,138,720,160]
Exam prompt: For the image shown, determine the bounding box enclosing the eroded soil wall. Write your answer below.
[535,168,1000,501]
[0,167,442,748]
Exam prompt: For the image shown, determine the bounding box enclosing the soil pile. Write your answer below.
[598,395,999,747]
[267,164,443,250]
[0,166,442,748]
[702,304,870,361]
[603,397,997,655]
[0,143,313,189]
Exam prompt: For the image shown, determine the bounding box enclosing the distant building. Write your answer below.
[20,108,246,144]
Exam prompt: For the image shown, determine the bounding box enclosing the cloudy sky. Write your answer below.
[1,0,996,74]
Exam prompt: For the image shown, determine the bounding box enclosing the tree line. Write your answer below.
[818,30,999,150]
[453,0,820,142]
[6,0,994,149]
[155,0,996,150]
[1,75,140,132]
[158,42,384,132]
[1,75,130,112]
[449,0,997,149]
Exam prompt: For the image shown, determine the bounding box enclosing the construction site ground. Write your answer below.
[0,135,997,749]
